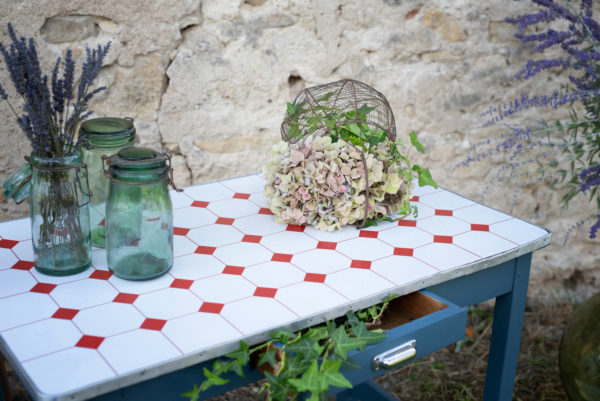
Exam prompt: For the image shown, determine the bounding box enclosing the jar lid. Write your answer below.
[81,117,136,148]
[106,147,167,179]
[119,147,158,161]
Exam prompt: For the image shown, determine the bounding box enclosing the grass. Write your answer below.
[3,301,572,401]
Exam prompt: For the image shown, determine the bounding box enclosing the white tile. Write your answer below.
[170,190,193,209]
[358,219,398,231]
[0,248,18,270]
[419,190,475,210]
[174,235,199,257]
[173,207,217,228]
[454,231,518,258]
[411,182,441,197]
[91,249,108,270]
[303,225,359,242]
[170,254,224,280]
[11,240,34,261]
[207,198,259,218]
[325,269,395,300]
[221,175,266,194]
[406,203,435,220]
[336,238,393,261]
[417,216,470,236]
[3,319,81,361]
[276,282,347,317]
[213,242,272,266]
[490,218,549,245]
[260,232,318,254]
[292,250,350,274]
[190,275,255,303]
[243,262,304,288]
[23,348,114,395]
[378,226,433,248]
[99,329,180,374]
[29,268,91,285]
[233,214,286,236]
[135,288,201,320]
[0,218,31,241]
[183,182,235,202]
[221,297,297,335]
[371,256,439,286]
[74,303,145,337]
[249,192,267,207]
[163,313,241,354]
[413,243,479,271]
[187,225,243,247]
[52,280,117,310]
[0,293,57,331]
[109,273,172,295]
[453,204,512,224]
[0,269,36,298]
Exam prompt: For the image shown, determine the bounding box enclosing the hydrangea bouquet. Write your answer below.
[264,80,436,231]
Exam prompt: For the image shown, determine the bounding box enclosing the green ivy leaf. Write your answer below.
[412,165,438,188]
[199,367,229,391]
[350,320,387,346]
[320,359,353,389]
[285,337,322,361]
[331,326,367,360]
[264,371,291,401]
[288,360,327,394]
[259,347,279,368]
[181,384,200,401]
[279,354,310,380]
[409,131,426,153]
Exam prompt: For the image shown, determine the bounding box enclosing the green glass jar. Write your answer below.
[80,117,136,248]
[29,150,92,275]
[104,147,175,280]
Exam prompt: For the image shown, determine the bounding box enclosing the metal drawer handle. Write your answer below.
[372,340,417,371]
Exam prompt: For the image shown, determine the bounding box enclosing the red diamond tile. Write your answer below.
[317,241,337,250]
[89,270,112,280]
[171,279,194,289]
[191,201,209,208]
[223,265,245,275]
[30,283,57,294]
[76,335,104,349]
[394,248,414,256]
[410,196,420,202]
[11,260,35,270]
[141,318,167,331]
[242,235,262,243]
[359,230,378,239]
[259,208,274,215]
[113,293,139,304]
[98,218,106,227]
[471,224,490,232]
[398,220,417,227]
[304,273,326,283]
[0,239,19,249]
[216,217,235,225]
[52,308,79,320]
[174,227,190,236]
[286,224,305,232]
[272,253,293,262]
[233,193,251,200]
[435,209,453,216]
[351,260,372,269]
[254,287,277,298]
[195,246,217,255]
[199,302,224,314]
[434,235,453,244]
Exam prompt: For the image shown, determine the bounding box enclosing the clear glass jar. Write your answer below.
[80,117,136,248]
[29,150,92,276]
[104,147,176,280]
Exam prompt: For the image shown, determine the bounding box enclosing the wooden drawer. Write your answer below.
[335,290,467,392]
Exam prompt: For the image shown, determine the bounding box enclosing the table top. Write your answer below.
[0,173,551,401]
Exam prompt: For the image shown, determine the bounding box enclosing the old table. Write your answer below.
[0,174,550,401]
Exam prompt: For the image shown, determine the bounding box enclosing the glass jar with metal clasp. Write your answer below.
[102,147,180,280]
[80,117,136,248]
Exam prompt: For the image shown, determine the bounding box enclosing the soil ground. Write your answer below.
[3,301,572,401]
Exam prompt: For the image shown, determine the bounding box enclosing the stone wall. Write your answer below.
[0,0,598,302]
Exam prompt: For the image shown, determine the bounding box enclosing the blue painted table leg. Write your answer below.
[483,253,532,401]
[336,381,398,401]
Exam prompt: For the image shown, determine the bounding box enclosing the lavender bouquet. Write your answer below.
[0,23,110,275]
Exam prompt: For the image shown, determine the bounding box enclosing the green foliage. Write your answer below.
[185,294,398,401]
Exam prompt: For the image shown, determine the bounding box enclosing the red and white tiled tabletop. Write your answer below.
[0,174,550,401]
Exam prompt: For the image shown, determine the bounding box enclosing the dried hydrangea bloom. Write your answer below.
[263,136,412,231]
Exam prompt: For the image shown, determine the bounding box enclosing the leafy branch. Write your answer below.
[183,294,397,401]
